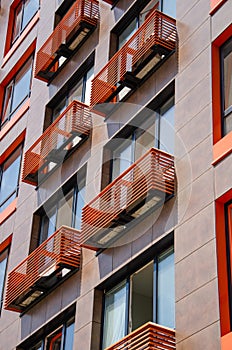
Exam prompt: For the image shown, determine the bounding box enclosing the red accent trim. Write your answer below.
[0,235,12,253]
[210,0,228,15]
[222,332,232,349]
[0,100,30,141]
[2,12,39,66]
[212,131,232,165]
[0,198,17,225]
[1,40,36,86]
[216,189,232,336]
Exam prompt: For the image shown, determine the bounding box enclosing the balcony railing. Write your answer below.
[81,148,175,250]
[105,322,176,350]
[35,0,99,81]
[5,226,81,312]
[22,101,91,185]
[90,9,177,108]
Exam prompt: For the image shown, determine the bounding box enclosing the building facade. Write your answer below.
[0,0,231,349]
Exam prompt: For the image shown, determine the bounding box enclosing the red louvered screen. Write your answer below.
[35,0,99,81]
[5,226,81,312]
[105,322,175,350]
[81,148,175,250]
[22,101,91,185]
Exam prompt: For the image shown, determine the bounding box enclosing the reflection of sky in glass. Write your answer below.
[0,148,21,211]
[157,249,175,328]
[0,253,8,305]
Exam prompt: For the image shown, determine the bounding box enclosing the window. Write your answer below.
[39,176,85,245]
[0,144,23,213]
[29,317,75,350]
[102,246,174,349]
[0,247,9,313]
[117,0,176,50]
[221,37,232,135]
[52,65,94,121]
[111,96,174,181]
[11,0,40,44]
[1,55,33,128]
[225,201,232,325]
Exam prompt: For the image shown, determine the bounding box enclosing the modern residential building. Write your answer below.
[0,0,231,349]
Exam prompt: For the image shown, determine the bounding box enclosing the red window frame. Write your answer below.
[0,131,25,224]
[4,0,39,56]
[215,189,232,337]
[211,24,232,164]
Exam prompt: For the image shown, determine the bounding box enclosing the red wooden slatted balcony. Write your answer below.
[105,322,175,350]
[81,148,175,250]
[35,0,99,82]
[90,9,177,108]
[22,101,91,186]
[5,226,81,312]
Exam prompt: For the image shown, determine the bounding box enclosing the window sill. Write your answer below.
[222,332,232,349]
[210,0,228,15]
[0,99,30,141]
[2,12,39,68]
[0,198,17,225]
[212,131,232,165]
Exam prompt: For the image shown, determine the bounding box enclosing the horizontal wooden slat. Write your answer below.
[90,9,177,107]
[105,322,176,350]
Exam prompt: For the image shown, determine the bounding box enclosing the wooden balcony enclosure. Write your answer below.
[105,322,176,350]
[35,0,99,82]
[90,9,177,108]
[81,148,175,250]
[22,101,91,186]
[5,226,81,312]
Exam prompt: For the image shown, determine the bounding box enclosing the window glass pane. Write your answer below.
[52,97,67,122]
[118,18,138,49]
[0,249,8,309]
[64,320,74,350]
[135,115,155,160]
[139,0,159,25]
[12,3,23,42]
[131,262,153,331]
[11,57,33,114]
[224,50,232,111]
[157,247,175,329]
[74,185,85,230]
[56,189,74,229]
[0,146,22,211]
[39,208,56,244]
[22,0,39,30]
[162,0,176,18]
[84,66,94,105]
[225,113,232,135]
[102,281,127,349]
[223,44,232,135]
[112,137,133,180]
[69,79,83,104]
[1,81,14,125]
[159,97,175,154]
